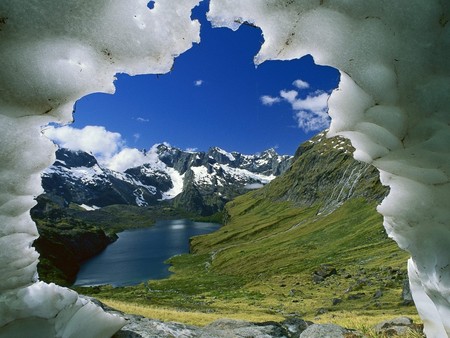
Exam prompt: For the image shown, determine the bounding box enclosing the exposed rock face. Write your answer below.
[42,148,167,207]
[373,317,423,336]
[33,221,116,285]
[402,279,414,306]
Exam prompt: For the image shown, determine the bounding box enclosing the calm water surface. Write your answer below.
[74,219,221,287]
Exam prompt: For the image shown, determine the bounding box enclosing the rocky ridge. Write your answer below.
[257,130,388,216]
[41,145,292,215]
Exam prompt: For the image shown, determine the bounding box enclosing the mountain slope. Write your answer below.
[83,132,416,325]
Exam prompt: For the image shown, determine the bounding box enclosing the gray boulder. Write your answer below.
[299,324,357,338]
[374,317,423,336]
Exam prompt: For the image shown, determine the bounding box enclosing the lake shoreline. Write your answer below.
[73,219,222,287]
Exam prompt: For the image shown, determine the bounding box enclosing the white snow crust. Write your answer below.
[0,0,200,337]
[213,147,236,161]
[79,204,100,211]
[208,1,450,335]
[160,168,185,200]
[1,0,449,337]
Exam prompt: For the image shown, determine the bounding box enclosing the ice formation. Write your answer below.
[0,0,200,337]
[208,0,450,336]
[1,0,449,337]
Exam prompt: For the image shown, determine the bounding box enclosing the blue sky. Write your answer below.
[53,1,340,158]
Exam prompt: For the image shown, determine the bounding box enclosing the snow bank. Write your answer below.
[0,0,200,337]
[1,0,449,336]
[209,0,450,336]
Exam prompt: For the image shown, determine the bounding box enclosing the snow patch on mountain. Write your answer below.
[161,168,184,200]
[213,147,236,161]
[220,165,275,184]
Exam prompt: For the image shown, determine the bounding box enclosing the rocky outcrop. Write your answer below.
[33,218,116,286]
[373,317,423,336]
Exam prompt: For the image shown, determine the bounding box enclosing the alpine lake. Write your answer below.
[74,219,221,287]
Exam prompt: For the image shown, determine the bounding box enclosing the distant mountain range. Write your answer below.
[41,144,293,215]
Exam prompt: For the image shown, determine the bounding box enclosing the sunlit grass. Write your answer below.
[98,298,284,326]
[96,298,423,337]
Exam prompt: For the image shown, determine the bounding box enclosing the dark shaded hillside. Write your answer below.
[32,197,195,285]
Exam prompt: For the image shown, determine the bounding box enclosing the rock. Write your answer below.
[373,317,423,336]
[312,274,325,283]
[332,298,342,305]
[113,314,200,338]
[113,316,295,338]
[402,279,414,306]
[373,289,383,299]
[200,318,290,338]
[281,318,313,338]
[299,324,359,338]
[314,265,337,278]
[347,293,365,300]
[316,308,328,315]
[312,264,337,283]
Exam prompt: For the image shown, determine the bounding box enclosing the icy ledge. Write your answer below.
[0,1,199,337]
[208,0,450,336]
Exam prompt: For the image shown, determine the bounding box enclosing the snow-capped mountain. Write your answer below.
[41,145,292,215]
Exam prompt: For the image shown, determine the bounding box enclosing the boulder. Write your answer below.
[401,279,414,306]
[299,324,360,338]
[312,265,337,283]
[373,317,423,336]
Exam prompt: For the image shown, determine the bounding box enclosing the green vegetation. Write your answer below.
[77,195,416,329]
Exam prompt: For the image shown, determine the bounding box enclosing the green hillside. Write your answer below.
[79,134,418,329]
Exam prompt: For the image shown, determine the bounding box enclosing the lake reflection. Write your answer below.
[74,219,221,287]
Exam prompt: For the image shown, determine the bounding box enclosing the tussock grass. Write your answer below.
[98,298,284,326]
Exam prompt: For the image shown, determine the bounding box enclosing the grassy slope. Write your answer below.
[78,194,417,329]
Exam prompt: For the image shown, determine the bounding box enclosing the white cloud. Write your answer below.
[43,125,171,173]
[291,91,330,112]
[262,84,330,132]
[280,90,331,132]
[292,79,310,89]
[136,117,149,122]
[104,144,163,172]
[107,148,149,172]
[185,147,198,153]
[194,79,203,86]
[288,91,330,132]
[260,95,281,106]
[244,183,264,190]
[43,125,124,162]
[295,110,330,132]
[279,90,298,104]
[133,133,141,142]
